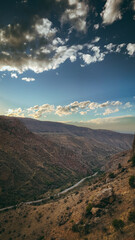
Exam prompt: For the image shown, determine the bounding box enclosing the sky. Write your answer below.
[0,0,135,133]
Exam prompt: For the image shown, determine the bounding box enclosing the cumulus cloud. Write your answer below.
[28,104,55,118]
[101,0,123,25]
[124,102,132,108]
[22,77,35,82]
[54,100,123,117]
[80,111,87,115]
[0,14,88,74]
[6,108,24,117]
[35,18,57,38]
[103,108,119,116]
[55,105,72,116]
[104,43,116,52]
[0,17,64,73]
[61,0,89,33]
[11,73,18,78]
[6,99,131,120]
[88,100,122,110]
[104,43,126,54]
[80,46,105,65]
[116,43,125,53]
[0,13,133,75]
[70,55,77,62]
[55,100,90,116]
[70,100,90,109]
[127,43,135,55]
[68,0,78,5]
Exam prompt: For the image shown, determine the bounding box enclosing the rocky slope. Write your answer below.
[0,141,135,240]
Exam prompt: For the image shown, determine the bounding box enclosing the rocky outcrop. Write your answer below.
[93,187,115,208]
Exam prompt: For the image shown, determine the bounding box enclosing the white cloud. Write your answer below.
[70,55,77,62]
[80,111,87,115]
[104,43,116,52]
[116,43,125,53]
[91,37,100,43]
[0,14,133,75]
[35,18,57,39]
[81,46,105,65]
[55,100,90,116]
[6,108,24,117]
[93,24,99,30]
[55,105,72,116]
[11,73,18,78]
[22,77,35,82]
[61,1,89,33]
[101,0,123,25]
[127,43,135,55]
[124,102,132,108]
[70,100,90,109]
[133,0,135,10]
[88,100,122,110]
[84,115,133,124]
[68,0,78,5]
[103,108,119,116]
[5,99,131,120]
[28,104,55,118]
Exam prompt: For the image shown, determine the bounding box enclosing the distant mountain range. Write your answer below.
[0,116,133,207]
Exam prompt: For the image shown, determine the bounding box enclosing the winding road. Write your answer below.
[0,172,97,213]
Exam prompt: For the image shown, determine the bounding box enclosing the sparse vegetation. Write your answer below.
[72,223,79,232]
[112,219,125,231]
[131,155,135,167]
[109,172,115,178]
[128,211,135,223]
[118,163,122,169]
[37,236,44,240]
[129,175,135,188]
[86,203,93,216]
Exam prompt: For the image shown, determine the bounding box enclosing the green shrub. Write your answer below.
[86,203,93,216]
[129,176,135,188]
[72,223,79,232]
[112,219,125,231]
[109,173,115,178]
[37,237,44,240]
[131,155,135,167]
[118,163,122,169]
[128,211,135,223]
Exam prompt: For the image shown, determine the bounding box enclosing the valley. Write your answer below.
[0,116,133,208]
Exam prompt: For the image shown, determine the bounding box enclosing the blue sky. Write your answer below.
[0,0,135,132]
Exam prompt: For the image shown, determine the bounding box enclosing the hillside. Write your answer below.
[21,117,134,173]
[0,116,133,208]
[0,116,87,208]
[21,117,133,152]
[0,140,135,240]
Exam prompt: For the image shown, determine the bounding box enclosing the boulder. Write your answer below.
[91,207,100,215]
[94,187,115,208]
